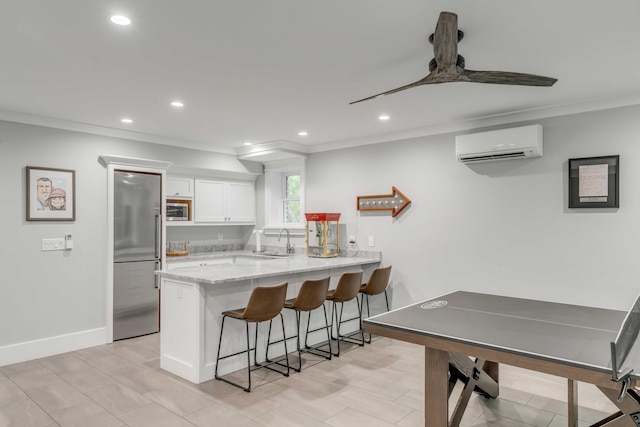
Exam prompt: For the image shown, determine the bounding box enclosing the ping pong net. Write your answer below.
[610,292,640,383]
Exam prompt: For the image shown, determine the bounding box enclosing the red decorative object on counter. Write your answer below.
[305,213,341,258]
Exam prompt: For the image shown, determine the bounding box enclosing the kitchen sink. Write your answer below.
[256,251,289,257]
[230,254,287,265]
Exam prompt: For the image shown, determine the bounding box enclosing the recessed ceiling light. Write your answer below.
[110,15,131,26]
[379,115,390,121]
[298,131,308,136]
[243,142,252,146]
[170,101,184,108]
[121,118,133,124]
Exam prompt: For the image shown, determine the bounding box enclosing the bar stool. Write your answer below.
[359,265,392,343]
[326,271,364,356]
[214,282,290,392]
[268,277,332,372]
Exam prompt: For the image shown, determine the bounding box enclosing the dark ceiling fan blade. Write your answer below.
[349,75,433,104]
[432,12,459,71]
[349,11,461,105]
[348,10,558,105]
[463,69,557,87]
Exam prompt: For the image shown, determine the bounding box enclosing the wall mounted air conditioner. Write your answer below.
[455,124,543,163]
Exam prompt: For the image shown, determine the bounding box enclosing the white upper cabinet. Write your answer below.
[225,181,255,223]
[194,180,225,222]
[194,179,255,224]
[166,176,194,198]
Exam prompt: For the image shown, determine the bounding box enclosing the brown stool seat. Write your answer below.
[214,282,290,392]
[285,278,328,309]
[327,271,364,356]
[221,308,244,318]
[359,265,392,343]
[359,265,392,296]
[223,287,288,322]
[269,277,332,372]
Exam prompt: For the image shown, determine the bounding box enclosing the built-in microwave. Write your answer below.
[166,202,190,221]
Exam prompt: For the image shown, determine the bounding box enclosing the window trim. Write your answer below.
[263,158,306,233]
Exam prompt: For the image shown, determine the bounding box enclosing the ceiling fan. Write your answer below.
[350,11,557,104]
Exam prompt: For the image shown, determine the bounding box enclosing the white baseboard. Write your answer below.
[0,328,107,367]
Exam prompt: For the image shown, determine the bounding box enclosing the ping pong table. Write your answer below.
[363,290,640,427]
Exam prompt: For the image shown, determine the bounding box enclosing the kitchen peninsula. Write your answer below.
[156,252,381,383]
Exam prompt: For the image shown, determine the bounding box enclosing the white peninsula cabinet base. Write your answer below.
[159,258,380,384]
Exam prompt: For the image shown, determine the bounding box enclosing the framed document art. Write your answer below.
[26,166,76,221]
[568,155,619,208]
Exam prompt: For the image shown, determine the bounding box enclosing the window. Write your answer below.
[264,158,305,230]
[282,172,300,224]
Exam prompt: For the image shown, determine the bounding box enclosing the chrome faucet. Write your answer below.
[278,228,293,254]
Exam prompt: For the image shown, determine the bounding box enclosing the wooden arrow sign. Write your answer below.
[357,186,411,217]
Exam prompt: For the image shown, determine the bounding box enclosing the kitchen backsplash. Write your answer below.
[189,242,244,253]
[167,240,244,254]
[168,240,381,259]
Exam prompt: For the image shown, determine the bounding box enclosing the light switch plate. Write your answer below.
[368,236,375,247]
[42,238,66,251]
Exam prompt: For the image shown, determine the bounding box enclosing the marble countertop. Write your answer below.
[157,252,381,285]
[164,250,276,263]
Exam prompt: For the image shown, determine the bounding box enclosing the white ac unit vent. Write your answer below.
[455,124,543,163]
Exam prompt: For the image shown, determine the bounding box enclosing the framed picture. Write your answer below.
[568,155,619,208]
[26,166,76,221]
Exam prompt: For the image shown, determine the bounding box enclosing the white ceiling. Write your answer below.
[2,1,640,156]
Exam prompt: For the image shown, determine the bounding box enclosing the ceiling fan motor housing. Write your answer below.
[429,55,465,72]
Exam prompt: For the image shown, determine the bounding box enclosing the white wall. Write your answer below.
[0,120,260,365]
[3,103,640,365]
[306,105,640,311]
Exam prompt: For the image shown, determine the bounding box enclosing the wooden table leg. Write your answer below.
[449,358,484,427]
[483,361,499,389]
[592,386,640,427]
[448,354,499,399]
[568,379,578,427]
[448,355,499,426]
[425,347,449,427]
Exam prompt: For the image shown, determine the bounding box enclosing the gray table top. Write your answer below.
[364,291,640,380]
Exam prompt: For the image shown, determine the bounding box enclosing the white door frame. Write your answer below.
[99,155,171,343]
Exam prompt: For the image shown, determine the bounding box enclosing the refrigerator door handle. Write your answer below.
[155,261,161,289]
[155,214,161,259]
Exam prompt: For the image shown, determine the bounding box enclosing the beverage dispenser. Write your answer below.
[305,213,340,257]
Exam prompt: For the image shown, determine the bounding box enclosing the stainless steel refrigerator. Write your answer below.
[113,170,162,341]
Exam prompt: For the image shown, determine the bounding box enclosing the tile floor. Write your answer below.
[0,333,619,426]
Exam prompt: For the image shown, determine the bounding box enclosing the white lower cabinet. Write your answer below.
[194,179,255,224]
